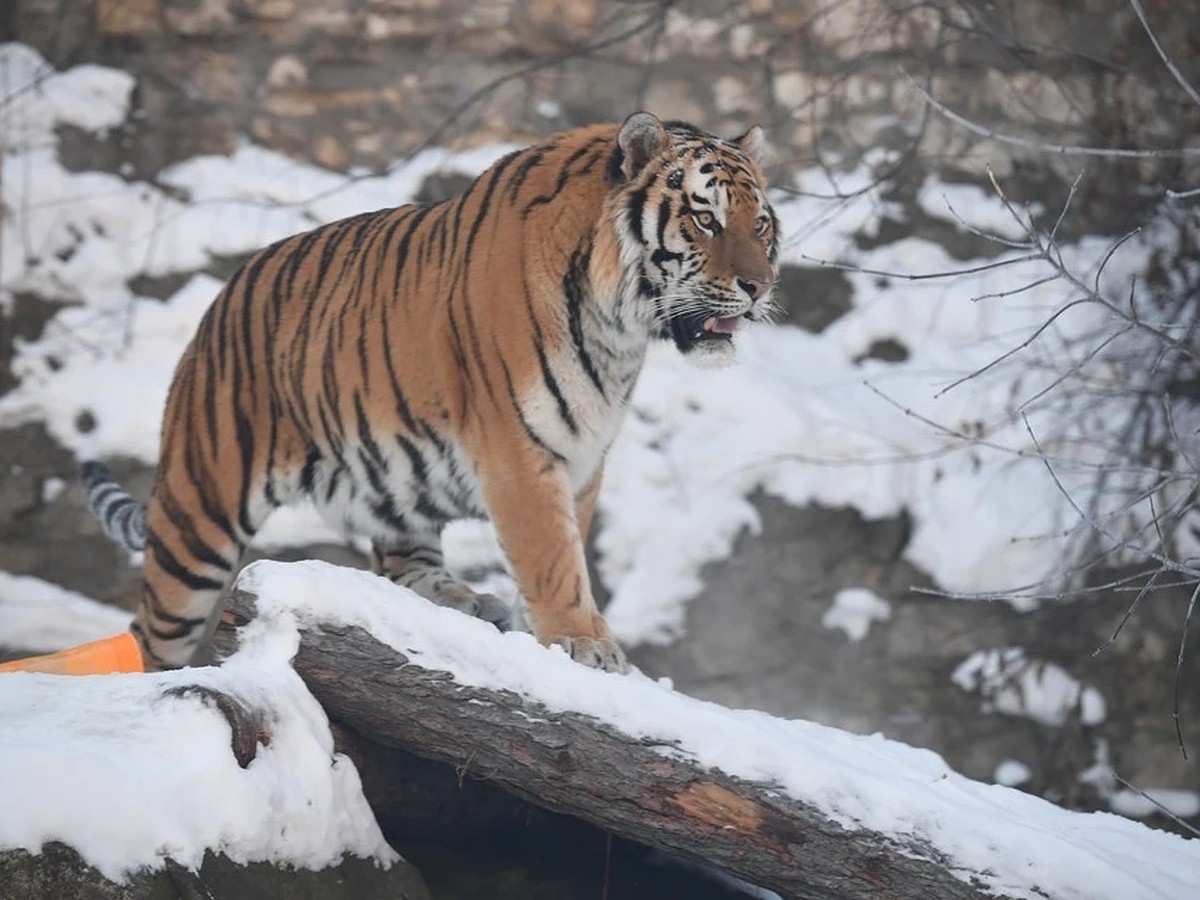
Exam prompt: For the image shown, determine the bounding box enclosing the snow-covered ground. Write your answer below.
[952,646,1107,728]
[0,571,131,652]
[7,558,1199,897]
[821,587,892,642]
[2,42,1198,892]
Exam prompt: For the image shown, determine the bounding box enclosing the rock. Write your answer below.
[363,13,443,41]
[0,842,432,900]
[713,74,755,117]
[96,0,161,37]
[415,171,476,203]
[362,0,450,41]
[235,0,297,20]
[628,497,930,734]
[727,23,766,60]
[263,88,378,118]
[0,424,145,612]
[854,337,909,364]
[512,0,598,53]
[163,0,235,36]
[12,0,1199,215]
[773,70,808,111]
[642,79,709,130]
[313,134,349,170]
[265,55,309,90]
[0,844,133,900]
[117,77,238,177]
[771,264,853,333]
[0,294,68,398]
[661,9,725,59]
[185,50,242,103]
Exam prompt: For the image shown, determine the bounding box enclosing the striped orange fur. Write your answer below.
[82,112,780,672]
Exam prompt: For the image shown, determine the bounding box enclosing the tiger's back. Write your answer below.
[86,113,779,672]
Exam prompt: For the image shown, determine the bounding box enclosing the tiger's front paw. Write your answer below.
[551,635,629,674]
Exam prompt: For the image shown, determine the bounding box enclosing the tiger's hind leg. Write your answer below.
[369,534,513,631]
[134,482,252,670]
[132,421,295,668]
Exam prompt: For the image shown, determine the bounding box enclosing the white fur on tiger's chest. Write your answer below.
[520,337,647,496]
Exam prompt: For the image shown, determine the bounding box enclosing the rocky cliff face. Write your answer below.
[12,0,1199,224]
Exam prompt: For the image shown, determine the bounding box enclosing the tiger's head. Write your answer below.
[613,112,780,365]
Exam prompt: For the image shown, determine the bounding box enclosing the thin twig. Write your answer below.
[904,72,1200,159]
[1113,774,1200,837]
[1172,579,1200,759]
[798,251,1043,281]
[1127,0,1200,111]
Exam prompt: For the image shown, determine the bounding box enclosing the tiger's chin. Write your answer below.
[665,311,744,367]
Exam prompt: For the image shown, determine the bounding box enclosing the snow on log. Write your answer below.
[213,560,1200,900]
[0,628,400,884]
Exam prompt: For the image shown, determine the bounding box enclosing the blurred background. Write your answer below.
[2,0,1199,857]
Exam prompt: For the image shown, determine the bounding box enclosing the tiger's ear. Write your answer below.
[734,125,768,166]
[618,112,667,181]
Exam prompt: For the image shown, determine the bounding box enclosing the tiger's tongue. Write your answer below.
[705,315,741,335]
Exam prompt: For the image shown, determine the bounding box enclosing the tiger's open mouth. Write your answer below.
[667,312,745,352]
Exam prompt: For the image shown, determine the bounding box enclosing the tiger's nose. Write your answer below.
[736,276,774,300]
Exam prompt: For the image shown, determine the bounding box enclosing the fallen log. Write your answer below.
[211,577,988,899]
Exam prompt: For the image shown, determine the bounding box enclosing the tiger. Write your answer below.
[81,112,780,673]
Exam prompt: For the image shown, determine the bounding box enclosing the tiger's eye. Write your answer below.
[754,214,771,235]
[666,169,683,189]
[693,210,716,231]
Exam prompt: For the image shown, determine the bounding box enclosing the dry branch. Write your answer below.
[161,684,270,769]
[210,586,994,900]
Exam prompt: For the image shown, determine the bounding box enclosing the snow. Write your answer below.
[821,587,892,641]
[2,43,1197,893]
[952,647,1107,727]
[995,759,1032,787]
[40,475,66,503]
[1077,742,1200,824]
[0,44,134,151]
[0,619,395,880]
[0,572,131,652]
[918,180,1040,241]
[6,273,222,463]
[1111,789,1200,821]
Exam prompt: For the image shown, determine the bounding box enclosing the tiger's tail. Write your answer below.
[80,461,147,553]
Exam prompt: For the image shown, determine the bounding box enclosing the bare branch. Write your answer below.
[904,72,1200,159]
[798,250,1043,281]
[1128,0,1200,111]
[1173,579,1200,758]
[1113,774,1200,838]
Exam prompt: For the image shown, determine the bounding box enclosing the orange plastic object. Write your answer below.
[0,632,144,675]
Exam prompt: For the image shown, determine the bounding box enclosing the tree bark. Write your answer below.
[212,587,993,900]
